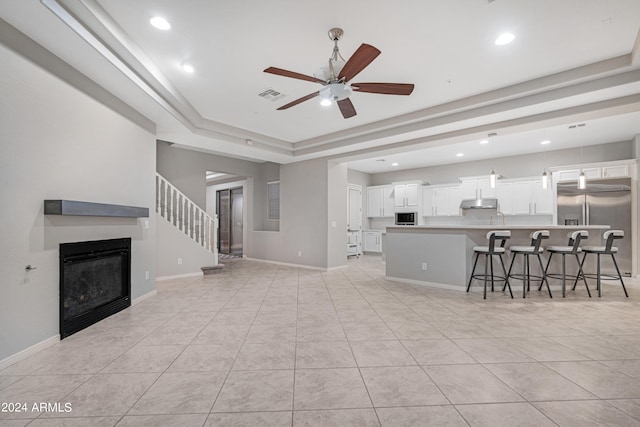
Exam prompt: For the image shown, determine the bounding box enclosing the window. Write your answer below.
[267,181,280,220]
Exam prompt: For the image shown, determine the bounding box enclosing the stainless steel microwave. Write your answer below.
[395,212,417,225]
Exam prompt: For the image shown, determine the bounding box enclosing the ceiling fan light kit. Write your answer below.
[264,27,414,118]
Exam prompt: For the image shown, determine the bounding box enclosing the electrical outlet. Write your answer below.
[177,258,183,265]
[145,270,150,280]
[298,251,302,257]
[421,262,428,271]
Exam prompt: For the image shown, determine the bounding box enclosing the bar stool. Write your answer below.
[506,230,552,298]
[576,230,628,297]
[467,230,512,299]
[543,230,591,298]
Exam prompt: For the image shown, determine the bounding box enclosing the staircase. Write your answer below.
[156,173,222,273]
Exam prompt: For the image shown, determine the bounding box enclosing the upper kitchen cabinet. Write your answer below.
[500,178,553,215]
[424,185,461,216]
[460,176,496,200]
[393,182,421,210]
[367,185,394,218]
[551,160,635,183]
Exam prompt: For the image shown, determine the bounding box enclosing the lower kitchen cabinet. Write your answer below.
[363,231,383,253]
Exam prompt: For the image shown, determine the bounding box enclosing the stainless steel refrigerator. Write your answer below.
[556,177,632,276]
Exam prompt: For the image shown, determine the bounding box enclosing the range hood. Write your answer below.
[459,198,498,210]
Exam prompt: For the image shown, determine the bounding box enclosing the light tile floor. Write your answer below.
[2,255,640,426]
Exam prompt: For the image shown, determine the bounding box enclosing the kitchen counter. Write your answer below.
[384,224,611,290]
[387,225,610,230]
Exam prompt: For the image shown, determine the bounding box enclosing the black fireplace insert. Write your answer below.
[59,238,131,338]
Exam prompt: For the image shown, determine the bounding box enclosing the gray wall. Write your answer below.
[156,142,265,209]
[156,215,215,278]
[328,162,348,268]
[0,39,156,361]
[371,140,634,185]
[157,144,345,269]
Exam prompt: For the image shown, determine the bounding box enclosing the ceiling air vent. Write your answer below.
[258,88,285,102]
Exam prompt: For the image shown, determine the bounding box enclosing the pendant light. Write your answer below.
[578,170,586,189]
[577,124,586,190]
[488,132,497,188]
[542,170,549,189]
[541,130,550,189]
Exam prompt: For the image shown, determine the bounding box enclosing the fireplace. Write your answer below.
[59,238,131,338]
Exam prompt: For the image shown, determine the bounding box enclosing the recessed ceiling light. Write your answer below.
[246,139,254,146]
[495,32,515,45]
[391,162,399,166]
[181,63,194,73]
[456,153,464,157]
[479,139,489,145]
[150,16,171,30]
[540,139,551,145]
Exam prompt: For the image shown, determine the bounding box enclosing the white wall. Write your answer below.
[0,36,156,361]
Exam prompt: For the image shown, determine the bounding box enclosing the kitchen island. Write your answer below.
[385,225,611,290]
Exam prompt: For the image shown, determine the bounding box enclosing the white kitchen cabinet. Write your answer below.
[499,178,553,215]
[460,177,495,200]
[496,182,514,214]
[422,186,433,217]
[531,179,554,214]
[603,164,630,178]
[367,185,394,217]
[393,183,420,209]
[448,186,462,216]
[427,185,460,216]
[513,181,534,215]
[363,231,383,253]
[555,167,601,182]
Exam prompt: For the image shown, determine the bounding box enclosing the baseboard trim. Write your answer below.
[132,289,157,305]
[385,276,466,292]
[245,257,343,272]
[156,272,203,281]
[0,335,59,371]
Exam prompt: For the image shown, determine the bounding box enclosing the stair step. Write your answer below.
[201,264,224,275]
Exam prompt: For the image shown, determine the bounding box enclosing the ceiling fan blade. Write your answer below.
[351,82,415,95]
[276,91,320,110]
[264,67,326,84]
[337,98,357,119]
[338,43,381,82]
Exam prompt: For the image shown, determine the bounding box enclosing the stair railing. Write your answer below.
[155,173,217,253]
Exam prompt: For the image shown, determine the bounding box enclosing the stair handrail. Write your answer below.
[155,173,218,253]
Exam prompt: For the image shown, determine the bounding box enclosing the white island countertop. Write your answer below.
[384,224,611,289]
[387,224,610,231]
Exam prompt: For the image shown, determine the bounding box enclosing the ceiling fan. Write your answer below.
[264,28,415,119]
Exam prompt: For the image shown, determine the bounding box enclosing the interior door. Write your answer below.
[348,185,362,231]
[217,189,230,253]
[230,188,243,255]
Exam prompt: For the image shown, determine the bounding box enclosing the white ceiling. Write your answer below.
[2,0,640,173]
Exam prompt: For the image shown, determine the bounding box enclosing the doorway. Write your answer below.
[217,187,243,255]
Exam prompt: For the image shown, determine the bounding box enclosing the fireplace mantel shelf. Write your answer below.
[44,200,149,218]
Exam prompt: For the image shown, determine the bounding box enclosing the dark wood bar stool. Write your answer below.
[467,230,512,299]
[506,230,552,298]
[575,230,628,297]
[543,230,591,298]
